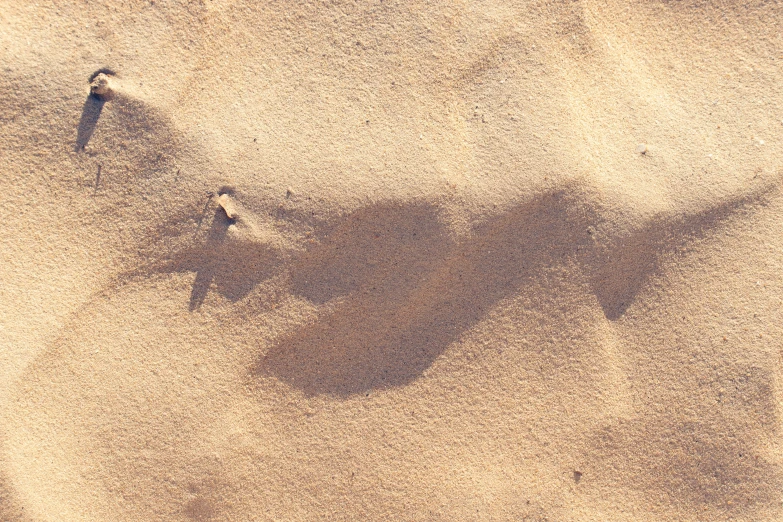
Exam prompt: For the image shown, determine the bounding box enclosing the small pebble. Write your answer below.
[636,143,647,154]
[90,73,113,97]
[217,193,238,219]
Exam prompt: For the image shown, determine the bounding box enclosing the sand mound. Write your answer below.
[1,1,782,520]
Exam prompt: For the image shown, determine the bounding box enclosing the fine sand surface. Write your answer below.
[1,1,782,520]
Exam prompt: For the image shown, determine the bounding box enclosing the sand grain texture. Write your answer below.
[1,1,782,520]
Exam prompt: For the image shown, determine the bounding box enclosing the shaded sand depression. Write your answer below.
[1,1,783,520]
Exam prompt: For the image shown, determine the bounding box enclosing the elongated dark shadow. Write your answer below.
[75,94,105,151]
[590,179,780,320]
[189,208,232,310]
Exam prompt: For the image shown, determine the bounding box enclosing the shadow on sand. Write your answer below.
[75,93,105,151]
[257,193,592,396]
[255,179,780,397]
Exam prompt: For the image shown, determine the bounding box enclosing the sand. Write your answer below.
[1,1,782,520]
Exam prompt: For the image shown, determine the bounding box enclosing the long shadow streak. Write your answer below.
[189,209,233,311]
[590,180,780,319]
[75,94,105,151]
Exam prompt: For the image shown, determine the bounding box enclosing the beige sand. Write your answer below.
[1,1,782,520]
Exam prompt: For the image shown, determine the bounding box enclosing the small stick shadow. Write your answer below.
[75,93,105,151]
[193,193,215,237]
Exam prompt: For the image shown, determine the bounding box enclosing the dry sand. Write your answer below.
[1,1,782,520]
